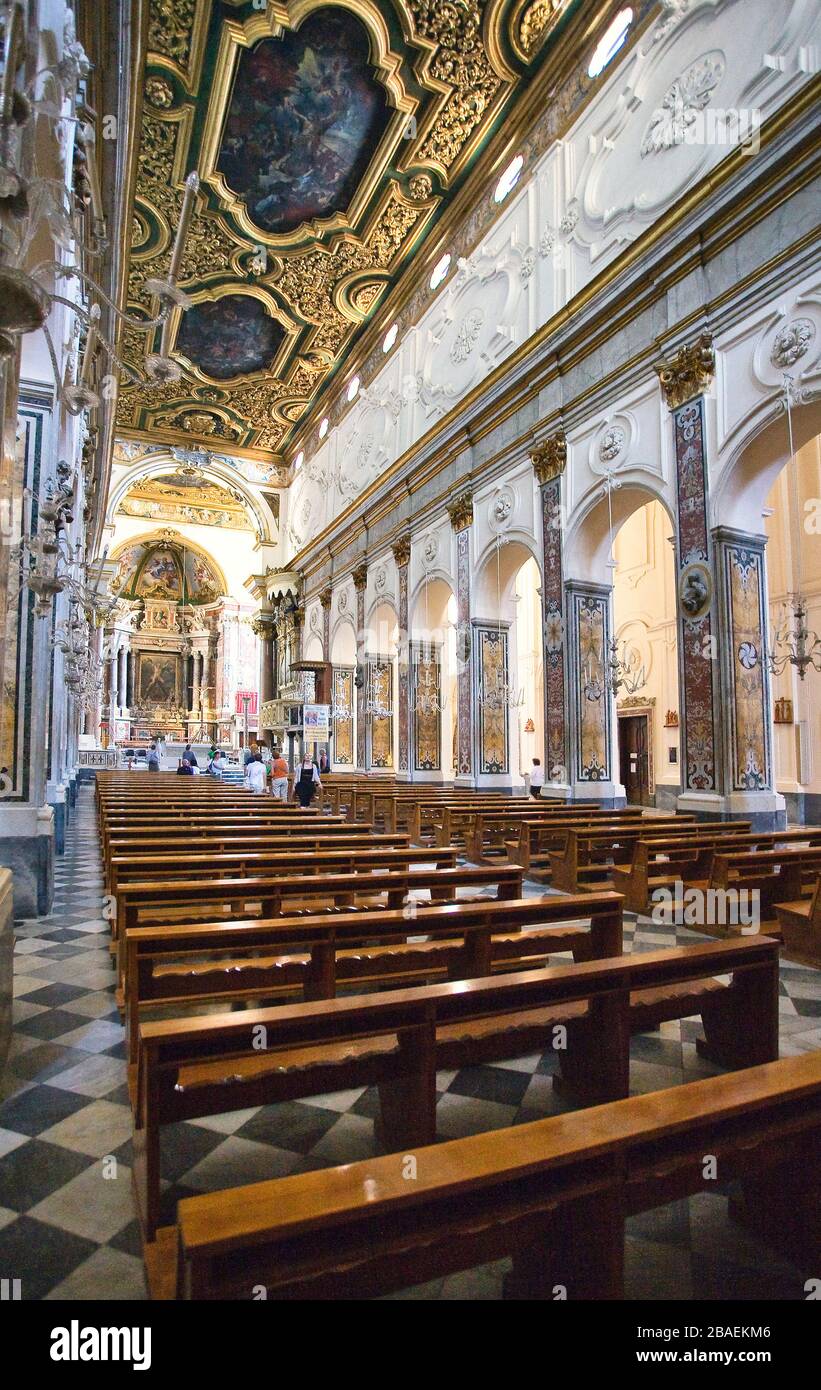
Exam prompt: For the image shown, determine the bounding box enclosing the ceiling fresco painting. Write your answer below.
[176,294,287,379]
[113,538,225,605]
[116,0,579,461]
[116,471,258,530]
[218,9,391,236]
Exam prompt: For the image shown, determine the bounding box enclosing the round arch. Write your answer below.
[105,452,277,543]
[565,477,676,585]
[712,396,821,532]
[109,529,230,600]
[330,615,357,665]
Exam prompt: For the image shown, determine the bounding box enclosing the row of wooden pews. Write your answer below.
[93,771,818,1299]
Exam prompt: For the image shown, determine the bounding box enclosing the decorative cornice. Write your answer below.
[448,491,474,532]
[655,333,715,410]
[530,430,567,485]
[319,586,333,611]
[250,614,274,639]
[352,562,369,592]
[392,535,411,568]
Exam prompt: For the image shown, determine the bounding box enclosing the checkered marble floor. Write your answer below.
[1,785,819,1300]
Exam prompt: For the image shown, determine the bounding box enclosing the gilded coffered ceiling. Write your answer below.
[115,0,579,462]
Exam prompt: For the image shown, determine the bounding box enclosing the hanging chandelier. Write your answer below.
[14,458,116,619]
[766,373,821,681]
[483,535,525,710]
[0,4,196,407]
[582,469,647,700]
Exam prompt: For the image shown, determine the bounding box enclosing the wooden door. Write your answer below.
[619,715,650,805]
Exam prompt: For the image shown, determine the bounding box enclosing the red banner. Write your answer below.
[235,690,258,716]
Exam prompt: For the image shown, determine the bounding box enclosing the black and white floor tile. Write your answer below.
[1,785,818,1299]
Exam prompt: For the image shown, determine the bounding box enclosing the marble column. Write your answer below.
[117,645,127,713]
[353,563,368,771]
[566,580,618,802]
[393,536,411,778]
[449,491,474,784]
[713,527,783,825]
[254,614,275,706]
[192,651,201,716]
[531,432,569,795]
[319,587,332,661]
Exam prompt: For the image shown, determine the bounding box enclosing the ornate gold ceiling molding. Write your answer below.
[509,0,573,63]
[118,0,573,459]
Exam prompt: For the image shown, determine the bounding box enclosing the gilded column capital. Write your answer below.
[448,491,473,532]
[319,586,333,610]
[352,562,369,592]
[656,333,715,410]
[392,534,411,568]
[530,431,567,485]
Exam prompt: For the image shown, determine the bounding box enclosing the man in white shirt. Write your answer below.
[529,757,545,799]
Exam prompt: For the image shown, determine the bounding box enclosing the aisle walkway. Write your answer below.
[0,785,818,1299]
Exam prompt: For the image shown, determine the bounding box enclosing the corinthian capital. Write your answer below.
[530,431,567,486]
[656,333,714,410]
[447,491,473,532]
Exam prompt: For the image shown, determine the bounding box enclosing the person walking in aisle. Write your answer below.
[245,752,267,794]
[147,742,160,772]
[529,757,545,799]
[294,753,321,808]
[270,750,289,802]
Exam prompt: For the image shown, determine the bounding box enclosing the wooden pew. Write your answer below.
[609,825,821,915]
[116,863,525,989]
[703,844,821,933]
[133,935,780,1238]
[161,1052,821,1299]
[124,891,625,1067]
[104,832,409,894]
[549,818,726,893]
[108,845,457,908]
[775,874,821,966]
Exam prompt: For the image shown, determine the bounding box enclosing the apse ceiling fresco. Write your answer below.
[116,0,581,461]
[113,539,225,605]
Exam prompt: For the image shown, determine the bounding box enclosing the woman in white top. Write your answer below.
[529,757,545,799]
[295,755,321,807]
[245,753,267,794]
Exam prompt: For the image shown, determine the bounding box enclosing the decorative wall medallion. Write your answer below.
[770,318,815,370]
[678,560,712,621]
[519,248,536,284]
[450,308,485,364]
[598,426,625,463]
[538,224,556,258]
[640,52,726,158]
[338,588,348,613]
[422,533,438,566]
[489,486,515,532]
[309,605,320,632]
[374,565,387,593]
[559,206,578,236]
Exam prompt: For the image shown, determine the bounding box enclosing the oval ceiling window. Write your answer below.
[587,8,633,79]
[319,417,329,439]
[383,322,399,353]
[347,376,360,402]
[293,451,304,470]
[430,253,451,290]
[494,154,523,204]
[216,9,391,236]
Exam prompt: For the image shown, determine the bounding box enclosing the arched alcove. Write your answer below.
[473,537,544,786]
